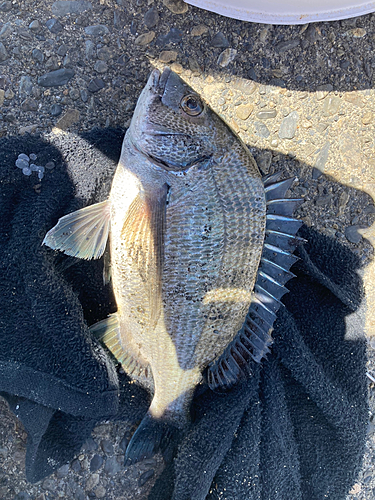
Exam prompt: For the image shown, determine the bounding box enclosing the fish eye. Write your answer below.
[180,94,204,116]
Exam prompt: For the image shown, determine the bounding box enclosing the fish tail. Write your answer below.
[124,412,184,465]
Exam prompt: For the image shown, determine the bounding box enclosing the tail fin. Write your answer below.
[125,412,183,465]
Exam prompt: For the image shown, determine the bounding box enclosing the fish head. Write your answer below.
[128,68,235,172]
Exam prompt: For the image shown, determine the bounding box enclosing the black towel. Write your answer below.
[0,128,368,499]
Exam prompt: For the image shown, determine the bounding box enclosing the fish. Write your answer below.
[43,68,303,464]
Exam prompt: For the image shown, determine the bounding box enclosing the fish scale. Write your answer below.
[43,68,302,464]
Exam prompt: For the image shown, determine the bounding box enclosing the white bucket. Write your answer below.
[185,0,375,24]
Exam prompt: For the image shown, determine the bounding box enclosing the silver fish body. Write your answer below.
[43,68,302,462]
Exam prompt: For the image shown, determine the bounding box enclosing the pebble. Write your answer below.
[362,112,373,125]
[19,124,38,135]
[211,32,229,48]
[90,455,103,472]
[21,98,38,111]
[13,492,31,500]
[316,84,333,100]
[191,24,208,37]
[0,1,12,11]
[254,121,270,138]
[276,39,300,53]
[0,22,12,39]
[94,61,108,73]
[32,48,44,63]
[87,78,105,93]
[138,469,155,487]
[323,96,341,116]
[314,141,330,172]
[144,7,159,28]
[345,225,363,244]
[18,28,33,41]
[56,464,69,478]
[217,48,237,67]
[159,50,177,63]
[345,28,367,38]
[85,473,99,491]
[119,432,131,453]
[0,89,3,106]
[29,20,42,32]
[42,478,56,491]
[71,459,82,472]
[52,1,93,17]
[50,103,62,116]
[80,89,88,102]
[85,40,95,59]
[55,109,80,130]
[45,161,56,170]
[97,46,111,61]
[256,109,277,120]
[101,439,114,454]
[85,25,110,36]
[278,111,299,139]
[45,56,60,71]
[235,104,253,120]
[104,456,122,475]
[16,158,29,169]
[57,44,69,57]
[135,31,155,45]
[45,18,63,34]
[69,88,80,100]
[156,28,182,46]
[38,69,75,87]
[94,485,106,498]
[256,151,272,173]
[162,0,188,14]
[0,42,8,62]
[19,76,33,97]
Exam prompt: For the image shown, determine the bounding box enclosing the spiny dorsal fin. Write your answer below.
[207,173,304,392]
[43,200,111,260]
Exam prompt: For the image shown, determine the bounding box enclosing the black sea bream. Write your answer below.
[43,68,303,463]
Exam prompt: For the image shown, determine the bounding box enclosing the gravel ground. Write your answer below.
[1,1,375,499]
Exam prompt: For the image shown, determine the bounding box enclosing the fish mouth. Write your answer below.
[151,67,172,97]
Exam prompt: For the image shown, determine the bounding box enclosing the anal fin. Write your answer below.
[90,314,152,385]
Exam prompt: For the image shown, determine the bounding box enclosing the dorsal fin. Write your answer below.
[208,175,304,391]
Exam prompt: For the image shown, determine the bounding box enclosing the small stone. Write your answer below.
[256,151,272,173]
[254,121,270,138]
[276,39,300,53]
[0,42,8,62]
[38,69,75,87]
[19,124,38,135]
[211,32,229,48]
[85,473,99,491]
[80,89,88,102]
[170,62,183,73]
[29,20,42,32]
[316,84,333,100]
[345,28,366,38]
[45,162,55,170]
[87,78,105,93]
[119,432,131,452]
[42,478,56,491]
[256,109,277,120]
[101,439,114,454]
[45,56,60,71]
[361,112,373,125]
[63,54,72,67]
[104,456,122,475]
[69,88,80,100]
[52,1,93,17]
[217,48,237,67]
[0,1,12,12]
[74,487,85,500]
[90,454,103,472]
[162,0,188,14]
[13,492,31,500]
[94,60,108,73]
[94,485,106,499]
[56,464,69,478]
[345,225,363,244]
[84,25,110,36]
[279,111,299,139]
[71,459,82,472]
[29,153,37,161]
[344,92,364,108]
[19,76,33,97]
[18,28,33,41]
[144,7,159,28]
[314,142,330,173]
[138,469,155,487]
[323,96,341,116]
[159,50,177,63]
[21,98,38,111]
[0,89,4,106]
[57,44,69,56]
[32,48,44,63]
[97,46,111,61]
[0,23,11,40]
[235,104,253,120]
[135,31,155,45]
[54,108,80,130]
[85,40,95,59]
[191,24,208,37]
[45,18,63,34]
[50,103,62,116]
[5,88,14,99]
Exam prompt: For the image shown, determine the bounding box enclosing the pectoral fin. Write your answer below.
[43,200,111,260]
[121,183,169,328]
